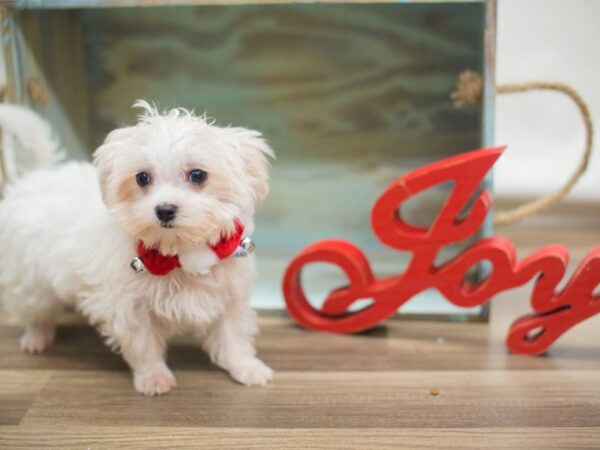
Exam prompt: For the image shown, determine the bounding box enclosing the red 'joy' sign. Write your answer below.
[282,147,600,355]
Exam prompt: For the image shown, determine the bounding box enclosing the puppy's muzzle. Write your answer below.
[155,203,178,226]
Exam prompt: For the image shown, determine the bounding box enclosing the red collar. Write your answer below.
[136,220,244,276]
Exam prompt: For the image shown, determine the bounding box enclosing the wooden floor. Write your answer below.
[1,219,600,449]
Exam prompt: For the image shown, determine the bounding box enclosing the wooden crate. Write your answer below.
[1,0,496,319]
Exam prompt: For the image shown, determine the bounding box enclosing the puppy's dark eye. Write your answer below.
[136,172,151,187]
[188,169,208,185]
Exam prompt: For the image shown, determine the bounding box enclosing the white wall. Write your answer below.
[495,0,600,202]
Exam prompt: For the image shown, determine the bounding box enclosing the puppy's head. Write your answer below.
[93,101,273,255]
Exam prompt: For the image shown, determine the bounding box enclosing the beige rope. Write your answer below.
[451,71,594,227]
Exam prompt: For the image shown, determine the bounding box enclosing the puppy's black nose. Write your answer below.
[155,203,178,223]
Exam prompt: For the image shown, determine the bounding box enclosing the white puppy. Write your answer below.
[0,101,274,395]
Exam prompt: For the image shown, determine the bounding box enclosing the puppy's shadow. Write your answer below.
[11,325,214,371]
[168,342,214,370]
[9,325,128,371]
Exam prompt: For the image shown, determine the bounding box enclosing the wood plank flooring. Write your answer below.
[1,221,599,449]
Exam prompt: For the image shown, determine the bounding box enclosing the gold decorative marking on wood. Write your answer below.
[26,76,49,106]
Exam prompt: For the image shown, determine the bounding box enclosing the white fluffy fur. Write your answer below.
[0,101,274,395]
[0,104,64,186]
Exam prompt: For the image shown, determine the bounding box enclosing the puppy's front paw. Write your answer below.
[133,364,177,396]
[20,326,54,354]
[229,357,274,386]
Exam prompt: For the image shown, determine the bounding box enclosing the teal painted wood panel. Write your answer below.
[80,3,487,315]
[75,3,486,315]
[7,0,487,10]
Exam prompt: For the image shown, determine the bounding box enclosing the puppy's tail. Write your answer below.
[0,104,64,183]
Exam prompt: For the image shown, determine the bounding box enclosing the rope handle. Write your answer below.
[451,70,594,227]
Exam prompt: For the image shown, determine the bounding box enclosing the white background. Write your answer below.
[495,0,599,202]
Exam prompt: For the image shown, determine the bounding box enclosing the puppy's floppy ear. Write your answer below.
[93,126,136,204]
[230,128,274,203]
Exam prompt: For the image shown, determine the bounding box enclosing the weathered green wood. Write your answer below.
[9,2,490,316]
[1,8,24,105]
[477,0,495,320]
[83,4,484,155]
[0,8,18,185]
[6,0,486,11]
[10,10,91,159]
[79,3,486,314]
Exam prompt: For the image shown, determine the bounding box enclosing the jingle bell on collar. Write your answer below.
[233,237,256,257]
[130,256,145,273]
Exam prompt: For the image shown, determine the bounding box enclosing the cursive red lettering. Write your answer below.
[282,147,600,355]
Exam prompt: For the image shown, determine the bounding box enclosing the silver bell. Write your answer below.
[130,256,145,273]
[233,237,255,257]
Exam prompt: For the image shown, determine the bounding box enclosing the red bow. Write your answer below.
[137,220,244,276]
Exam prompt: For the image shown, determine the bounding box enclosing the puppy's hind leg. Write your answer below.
[4,287,60,354]
[20,322,55,354]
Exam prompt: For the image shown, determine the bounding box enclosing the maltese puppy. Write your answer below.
[0,101,274,395]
